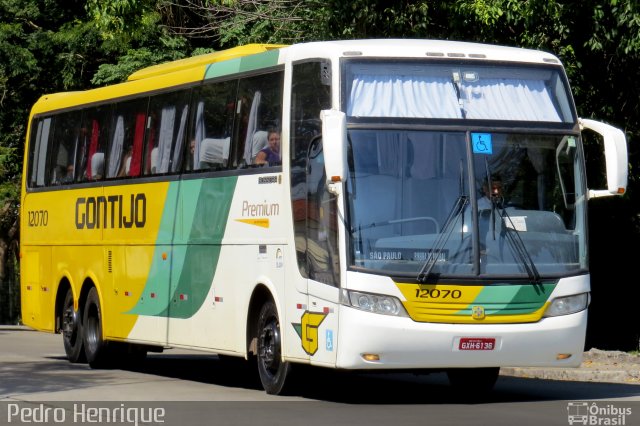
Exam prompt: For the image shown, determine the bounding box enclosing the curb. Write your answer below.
[501,367,640,384]
[0,325,30,331]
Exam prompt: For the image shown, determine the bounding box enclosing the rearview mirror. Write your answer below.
[579,118,628,198]
[320,109,347,184]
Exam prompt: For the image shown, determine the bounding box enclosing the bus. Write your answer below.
[20,39,628,395]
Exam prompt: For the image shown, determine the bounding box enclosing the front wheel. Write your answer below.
[256,300,292,394]
[62,288,85,363]
[82,287,110,368]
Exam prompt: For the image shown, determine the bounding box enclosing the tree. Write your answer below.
[1,1,639,347]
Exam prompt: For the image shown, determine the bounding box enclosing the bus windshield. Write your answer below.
[346,129,587,278]
[345,61,575,122]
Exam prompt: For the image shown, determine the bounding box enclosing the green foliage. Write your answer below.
[85,0,159,44]
[91,37,189,85]
[1,0,639,332]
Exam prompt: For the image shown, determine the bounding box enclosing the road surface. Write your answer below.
[1,327,638,426]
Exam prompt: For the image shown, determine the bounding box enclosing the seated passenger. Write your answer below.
[254,129,281,166]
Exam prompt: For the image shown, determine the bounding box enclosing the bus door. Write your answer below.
[301,138,341,366]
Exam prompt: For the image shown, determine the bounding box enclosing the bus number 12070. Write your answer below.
[415,288,462,299]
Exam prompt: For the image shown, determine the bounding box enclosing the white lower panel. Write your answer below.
[336,307,586,369]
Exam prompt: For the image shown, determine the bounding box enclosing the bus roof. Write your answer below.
[30,43,286,116]
[29,39,562,116]
[127,44,286,81]
[283,39,562,65]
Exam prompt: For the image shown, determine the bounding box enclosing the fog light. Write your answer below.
[362,353,380,362]
[556,353,572,360]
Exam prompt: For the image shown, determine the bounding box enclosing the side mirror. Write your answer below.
[320,109,347,184]
[579,118,628,198]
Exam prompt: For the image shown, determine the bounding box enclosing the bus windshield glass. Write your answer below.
[345,61,574,122]
[346,130,587,278]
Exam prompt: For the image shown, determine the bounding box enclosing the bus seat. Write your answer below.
[124,156,132,176]
[150,147,159,174]
[200,137,230,168]
[250,131,268,164]
[90,153,104,179]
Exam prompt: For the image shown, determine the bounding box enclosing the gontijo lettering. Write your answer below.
[75,194,146,229]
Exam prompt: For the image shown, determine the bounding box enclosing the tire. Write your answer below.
[61,288,85,363]
[82,287,110,368]
[256,300,292,394]
[447,367,500,393]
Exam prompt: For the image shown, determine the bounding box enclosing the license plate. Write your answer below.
[459,338,495,351]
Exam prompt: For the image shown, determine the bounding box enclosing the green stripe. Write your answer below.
[127,183,179,316]
[129,177,238,318]
[457,283,556,316]
[204,50,280,80]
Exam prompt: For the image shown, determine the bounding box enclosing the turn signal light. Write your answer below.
[362,353,380,362]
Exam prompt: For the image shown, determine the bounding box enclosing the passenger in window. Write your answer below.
[118,146,133,177]
[187,138,196,170]
[254,129,281,166]
[61,164,74,184]
[478,178,503,211]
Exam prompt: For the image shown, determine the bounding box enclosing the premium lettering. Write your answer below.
[241,200,279,217]
[75,194,146,229]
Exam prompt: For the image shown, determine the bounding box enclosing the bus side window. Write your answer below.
[188,81,236,172]
[144,90,190,176]
[49,112,82,185]
[27,117,53,188]
[77,106,112,182]
[106,98,148,179]
[235,70,284,168]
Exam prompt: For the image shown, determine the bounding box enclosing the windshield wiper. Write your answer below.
[497,207,541,284]
[484,161,540,284]
[353,217,439,233]
[417,160,468,283]
[416,195,467,283]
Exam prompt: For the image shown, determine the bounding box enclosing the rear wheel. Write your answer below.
[256,300,292,394]
[83,287,110,368]
[62,288,85,363]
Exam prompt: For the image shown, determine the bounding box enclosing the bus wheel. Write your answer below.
[447,367,499,393]
[62,288,85,363]
[83,287,109,368]
[256,300,292,394]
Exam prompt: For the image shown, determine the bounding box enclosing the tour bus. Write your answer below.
[20,40,628,394]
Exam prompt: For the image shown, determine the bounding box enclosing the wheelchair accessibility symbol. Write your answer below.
[472,133,493,154]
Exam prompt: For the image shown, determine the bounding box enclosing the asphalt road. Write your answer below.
[1,327,639,426]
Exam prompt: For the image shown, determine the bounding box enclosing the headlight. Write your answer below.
[341,289,408,317]
[544,293,590,317]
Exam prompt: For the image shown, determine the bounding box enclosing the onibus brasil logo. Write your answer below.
[567,402,632,425]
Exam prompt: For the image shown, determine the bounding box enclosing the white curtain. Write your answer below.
[243,91,262,164]
[348,74,561,122]
[172,104,189,172]
[349,75,461,118]
[461,79,561,122]
[194,101,204,169]
[158,106,176,173]
[108,115,124,177]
